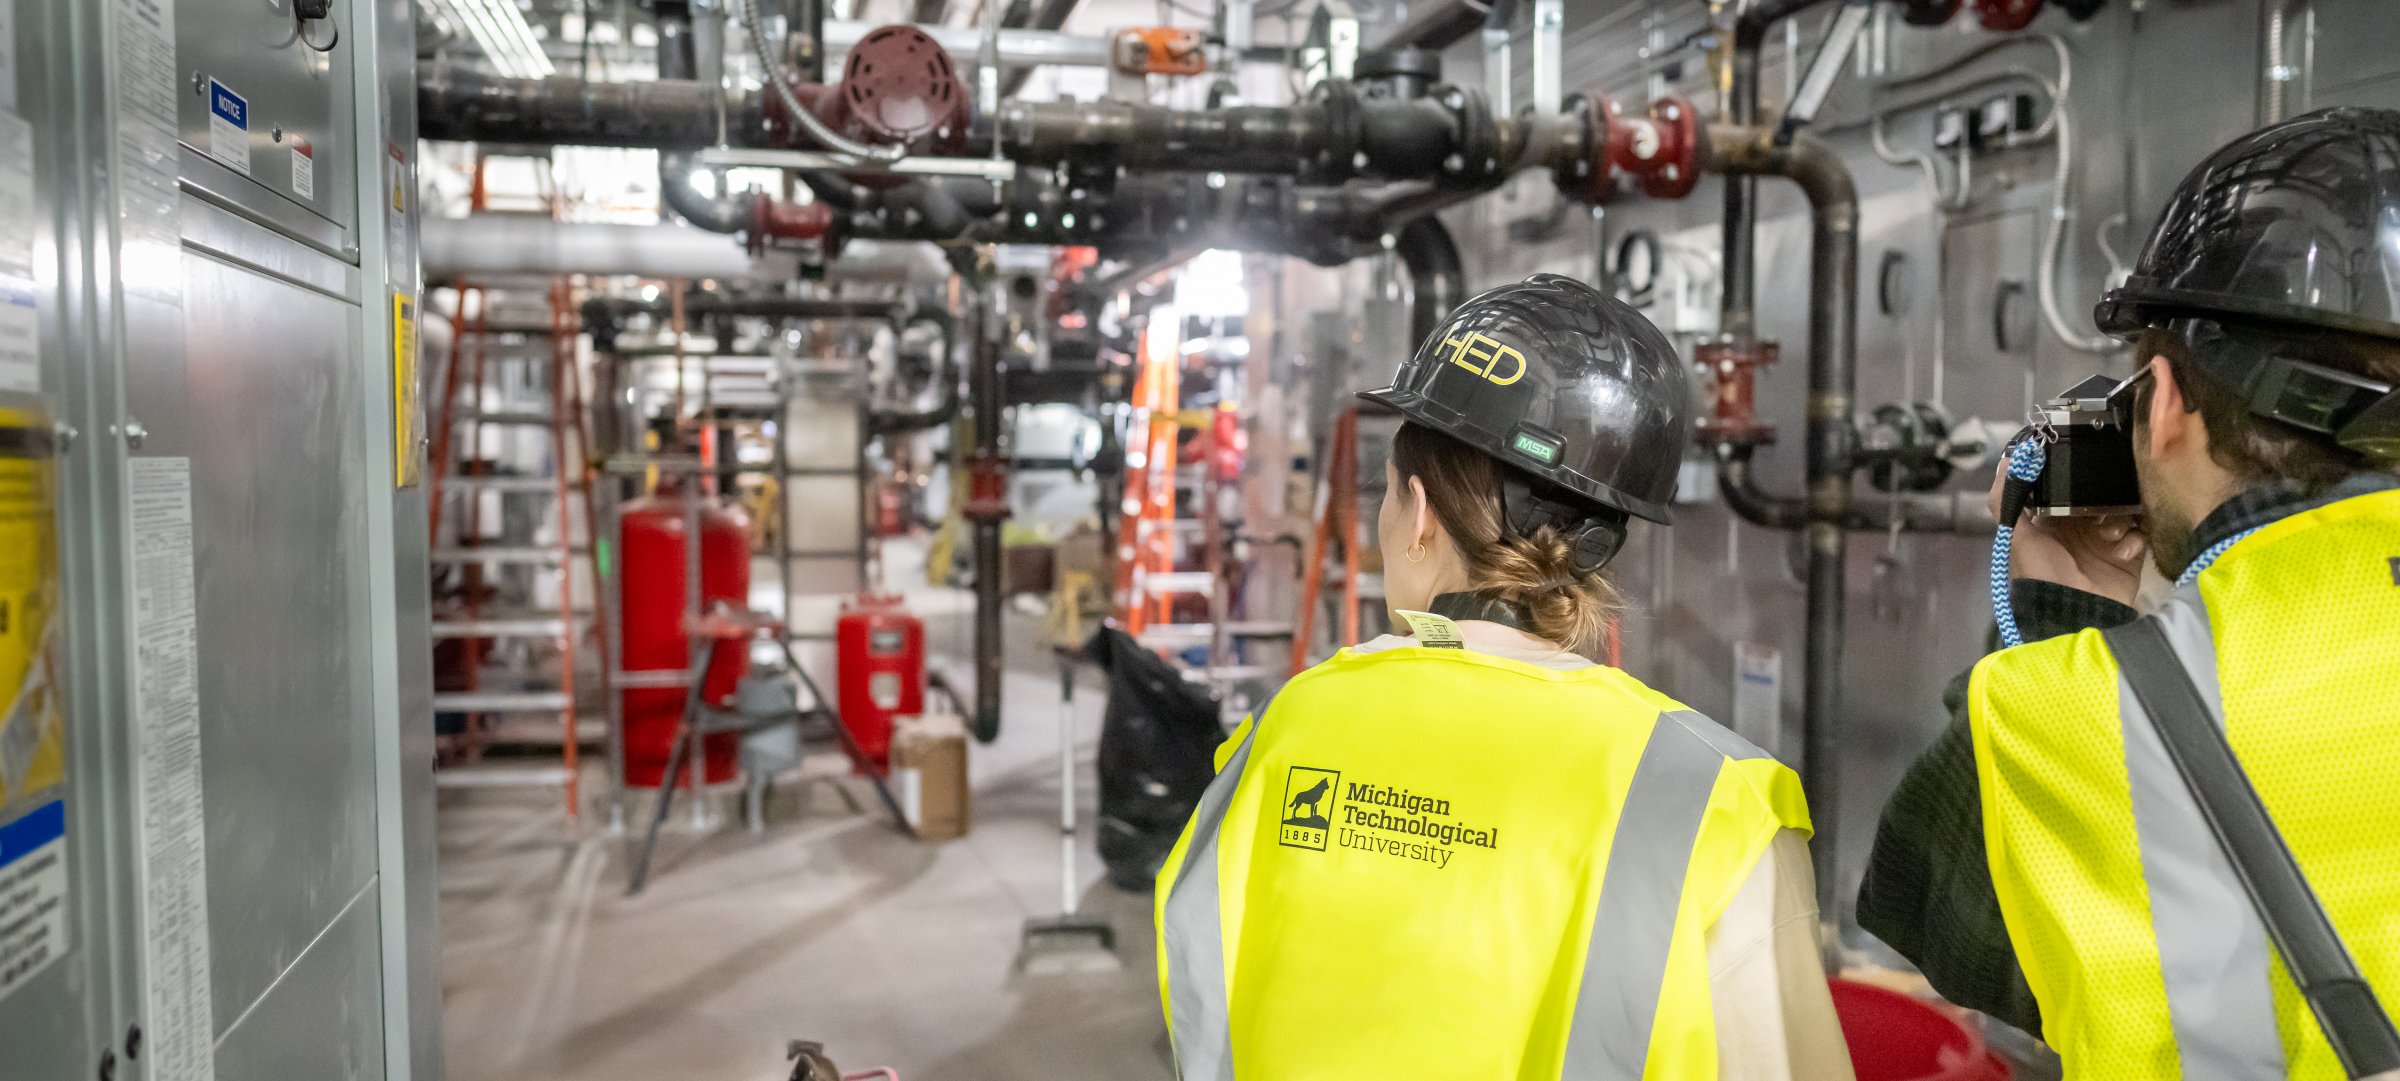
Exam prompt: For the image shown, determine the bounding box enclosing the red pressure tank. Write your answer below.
[835,594,925,774]
[618,492,752,788]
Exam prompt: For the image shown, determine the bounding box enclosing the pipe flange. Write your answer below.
[1307,79,1365,184]
[1437,84,1502,183]
[1553,88,1618,205]
[1899,0,1963,26]
[1355,47,1441,100]
[1972,0,2042,31]
[1636,94,1701,200]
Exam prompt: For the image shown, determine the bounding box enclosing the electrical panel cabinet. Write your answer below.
[175,0,357,233]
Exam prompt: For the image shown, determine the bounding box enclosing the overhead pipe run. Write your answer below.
[419,218,796,282]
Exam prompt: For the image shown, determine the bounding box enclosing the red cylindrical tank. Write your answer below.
[835,595,925,773]
[619,493,751,788]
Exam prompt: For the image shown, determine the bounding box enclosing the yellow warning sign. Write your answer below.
[393,293,423,488]
[0,406,62,810]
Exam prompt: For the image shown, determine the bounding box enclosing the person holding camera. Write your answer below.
[1857,107,2400,1078]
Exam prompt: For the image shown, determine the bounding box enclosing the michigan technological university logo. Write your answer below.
[1278,766,1340,851]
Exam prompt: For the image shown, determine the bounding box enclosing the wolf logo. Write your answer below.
[1286,777,1331,826]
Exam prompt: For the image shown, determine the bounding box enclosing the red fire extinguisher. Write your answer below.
[618,492,751,789]
[834,594,924,774]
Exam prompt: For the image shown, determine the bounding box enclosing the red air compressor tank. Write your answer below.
[618,493,751,788]
[834,595,924,773]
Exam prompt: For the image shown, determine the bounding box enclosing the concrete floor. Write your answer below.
[437,617,1174,1081]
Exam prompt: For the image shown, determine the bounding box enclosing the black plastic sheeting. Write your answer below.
[1084,627,1226,891]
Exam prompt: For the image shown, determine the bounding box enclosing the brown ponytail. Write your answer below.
[1389,422,1622,653]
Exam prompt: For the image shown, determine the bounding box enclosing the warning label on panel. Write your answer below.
[0,406,60,807]
[206,78,249,175]
[0,798,66,1001]
[289,137,313,201]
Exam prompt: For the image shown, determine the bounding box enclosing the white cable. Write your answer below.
[2038,99,2121,354]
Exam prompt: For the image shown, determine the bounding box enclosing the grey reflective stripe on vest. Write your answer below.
[1160,719,1259,1081]
[2115,586,2288,1078]
[1558,710,1746,1080]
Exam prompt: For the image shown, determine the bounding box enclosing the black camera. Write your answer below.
[2016,373,2144,517]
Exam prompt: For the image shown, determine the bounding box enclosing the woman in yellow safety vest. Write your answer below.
[1154,275,1854,1080]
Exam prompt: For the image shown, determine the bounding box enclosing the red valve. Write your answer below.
[1559,90,1704,205]
[1694,339,1781,447]
[749,196,832,251]
[1973,0,2042,31]
[962,453,1011,522]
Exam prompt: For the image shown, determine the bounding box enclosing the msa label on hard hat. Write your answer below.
[1437,330,1526,386]
[1279,767,1341,851]
[1509,429,1563,466]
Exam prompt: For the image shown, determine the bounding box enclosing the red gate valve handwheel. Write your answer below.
[1973,0,2042,31]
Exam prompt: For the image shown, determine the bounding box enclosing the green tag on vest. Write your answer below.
[1393,610,1465,648]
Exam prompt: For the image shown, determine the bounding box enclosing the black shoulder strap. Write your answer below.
[2104,619,2400,1079]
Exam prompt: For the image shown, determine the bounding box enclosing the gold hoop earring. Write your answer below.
[1406,543,1427,564]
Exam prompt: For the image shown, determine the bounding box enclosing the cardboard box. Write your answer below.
[891,714,970,841]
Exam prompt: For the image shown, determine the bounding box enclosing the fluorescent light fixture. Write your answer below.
[429,0,555,80]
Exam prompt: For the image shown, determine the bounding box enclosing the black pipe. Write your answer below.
[967,298,1006,742]
[416,69,735,148]
[1394,216,1462,350]
[790,0,826,81]
[651,7,753,235]
[990,93,1468,178]
[1361,0,1487,56]
[1717,445,1991,533]
[1704,124,1855,934]
[870,312,964,433]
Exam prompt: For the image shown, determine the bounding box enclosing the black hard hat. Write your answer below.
[2093,106,2400,456]
[1360,273,1689,525]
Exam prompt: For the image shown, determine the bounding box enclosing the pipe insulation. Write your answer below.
[420,218,792,282]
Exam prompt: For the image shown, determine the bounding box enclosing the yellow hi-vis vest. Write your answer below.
[1970,488,2400,1080]
[1154,641,1811,1080]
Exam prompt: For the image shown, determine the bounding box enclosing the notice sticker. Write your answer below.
[0,800,67,1001]
[289,137,313,200]
[206,78,249,175]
